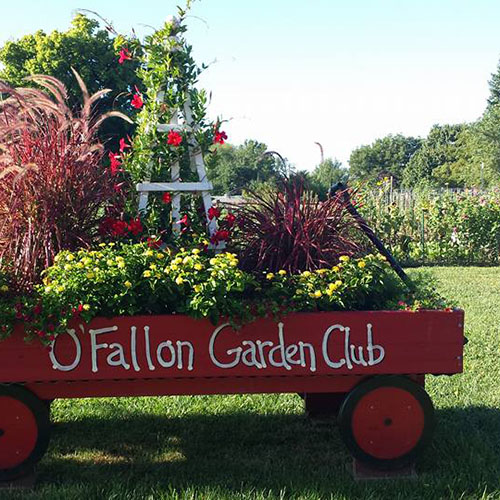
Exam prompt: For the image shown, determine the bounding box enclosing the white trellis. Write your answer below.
[136,92,220,243]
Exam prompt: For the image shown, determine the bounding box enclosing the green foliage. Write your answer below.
[358,182,500,265]
[205,140,286,195]
[0,14,139,147]
[0,243,447,344]
[349,134,422,184]
[309,158,348,199]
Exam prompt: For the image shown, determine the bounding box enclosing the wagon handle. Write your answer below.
[329,182,415,290]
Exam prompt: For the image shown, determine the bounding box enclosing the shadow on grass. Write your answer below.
[34,403,500,499]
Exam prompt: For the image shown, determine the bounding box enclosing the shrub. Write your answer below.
[0,72,131,291]
[232,179,362,274]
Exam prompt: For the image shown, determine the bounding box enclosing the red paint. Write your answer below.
[351,387,425,459]
[0,310,464,399]
[0,396,38,469]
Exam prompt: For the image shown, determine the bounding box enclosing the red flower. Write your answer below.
[147,236,162,249]
[208,206,221,220]
[162,192,172,204]
[176,214,189,226]
[118,48,132,64]
[128,217,143,236]
[131,87,143,109]
[36,330,45,338]
[119,138,131,152]
[167,130,183,147]
[33,304,43,315]
[48,334,56,342]
[225,212,236,226]
[214,130,228,145]
[113,182,124,193]
[210,229,230,244]
[108,151,122,175]
[111,220,129,237]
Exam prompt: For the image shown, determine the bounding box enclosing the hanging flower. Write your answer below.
[167,130,183,147]
[177,214,189,226]
[108,152,122,175]
[128,218,143,236]
[208,206,221,220]
[162,192,172,204]
[214,130,228,145]
[119,137,131,152]
[118,48,132,64]
[131,87,144,109]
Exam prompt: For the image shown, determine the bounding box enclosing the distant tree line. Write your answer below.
[2,13,500,192]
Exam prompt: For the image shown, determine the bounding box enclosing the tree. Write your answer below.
[205,140,286,195]
[349,134,422,184]
[402,124,468,187]
[0,14,140,146]
[309,158,348,199]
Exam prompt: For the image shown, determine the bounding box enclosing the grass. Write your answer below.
[1,267,500,499]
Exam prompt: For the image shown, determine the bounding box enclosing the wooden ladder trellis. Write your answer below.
[136,93,219,242]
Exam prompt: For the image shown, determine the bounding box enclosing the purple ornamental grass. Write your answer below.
[0,71,131,292]
[233,180,361,274]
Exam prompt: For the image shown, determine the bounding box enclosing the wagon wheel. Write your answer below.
[0,384,51,481]
[338,375,434,470]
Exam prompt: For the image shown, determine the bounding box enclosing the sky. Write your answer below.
[1,0,500,171]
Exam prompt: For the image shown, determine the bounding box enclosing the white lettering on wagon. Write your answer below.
[49,321,385,373]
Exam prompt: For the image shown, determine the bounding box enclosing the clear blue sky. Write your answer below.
[1,0,500,170]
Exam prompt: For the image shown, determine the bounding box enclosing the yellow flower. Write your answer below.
[45,286,52,293]
[57,286,65,293]
[328,283,338,291]
[66,254,75,262]
[173,257,183,265]
[86,271,95,279]
[175,276,184,285]
[358,261,366,269]
[194,284,202,293]
[76,262,84,269]
[339,255,350,262]
[313,290,322,298]
[0,285,8,292]
[145,250,154,257]
[82,304,91,311]
[108,242,115,247]
[183,257,192,265]
[124,281,132,288]
[99,243,106,247]
[194,263,203,271]
[170,264,178,271]
[156,253,164,259]
[192,248,201,255]
[316,269,327,274]
[301,271,311,278]
[335,280,342,287]
[64,264,72,271]
[106,259,114,266]
[378,254,387,261]
[54,254,61,262]
[143,270,152,278]
[117,261,126,269]
[325,288,333,296]
[266,273,275,280]
[278,270,287,276]
[116,256,124,262]
[149,263,157,270]
[332,266,340,272]
[209,258,218,266]
[82,257,92,266]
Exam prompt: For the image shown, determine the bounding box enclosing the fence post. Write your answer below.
[420,208,427,265]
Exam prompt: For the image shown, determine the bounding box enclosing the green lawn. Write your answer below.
[2,267,500,500]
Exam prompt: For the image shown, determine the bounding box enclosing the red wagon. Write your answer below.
[0,309,464,480]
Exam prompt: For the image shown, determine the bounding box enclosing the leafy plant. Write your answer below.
[232,179,362,274]
[0,71,131,291]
